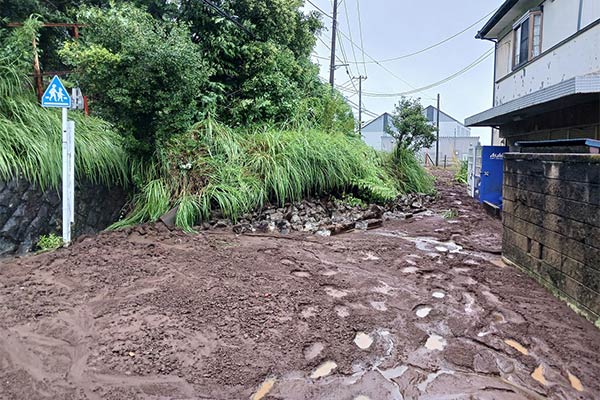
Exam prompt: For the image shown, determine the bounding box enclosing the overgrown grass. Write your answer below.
[455,160,468,184]
[386,145,435,194]
[0,61,129,189]
[112,118,401,231]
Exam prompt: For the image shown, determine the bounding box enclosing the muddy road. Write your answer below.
[0,170,598,399]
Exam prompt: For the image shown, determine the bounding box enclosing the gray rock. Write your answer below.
[315,229,331,237]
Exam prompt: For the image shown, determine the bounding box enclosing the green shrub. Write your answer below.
[37,233,63,251]
[455,160,468,185]
[112,118,401,232]
[387,145,435,194]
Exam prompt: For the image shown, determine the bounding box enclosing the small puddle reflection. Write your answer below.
[411,237,463,253]
[432,290,446,299]
[251,377,276,400]
[354,332,373,350]
[304,342,324,361]
[368,232,463,254]
[324,286,348,298]
[370,301,388,311]
[361,252,380,261]
[531,365,547,386]
[417,369,455,392]
[504,339,528,355]
[310,361,337,379]
[568,371,583,392]
[425,333,446,351]
[402,266,418,273]
[380,365,408,380]
[415,305,432,318]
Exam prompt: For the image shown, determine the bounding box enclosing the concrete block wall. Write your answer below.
[503,153,600,319]
[0,178,127,256]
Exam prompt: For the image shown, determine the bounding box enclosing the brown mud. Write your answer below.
[0,169,598,399]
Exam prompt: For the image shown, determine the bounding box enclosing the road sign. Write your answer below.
[40,75,75,245]
[41,75,71,108]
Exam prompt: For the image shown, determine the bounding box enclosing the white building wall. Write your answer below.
[582,0,600,28]
[361,114,396,152]
[493,0,600,105]
[542,0,580,50]
[417,137,481,166]
[495,23,600,105]
[496,32,513,81]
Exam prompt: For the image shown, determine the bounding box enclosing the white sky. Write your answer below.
[304,0,502,144]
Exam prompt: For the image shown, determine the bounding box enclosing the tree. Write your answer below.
[385,97,436,152]
[3,0,356,144]
[59,4,214,156]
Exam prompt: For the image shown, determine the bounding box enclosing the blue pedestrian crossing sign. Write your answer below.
[41,75,71,108]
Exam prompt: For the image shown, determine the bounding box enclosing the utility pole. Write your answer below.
[329,0,339,91]
[435,93,441,167]
[356,75,367,136]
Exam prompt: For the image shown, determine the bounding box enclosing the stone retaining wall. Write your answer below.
[0,178,127,256]
[502,153,600,319]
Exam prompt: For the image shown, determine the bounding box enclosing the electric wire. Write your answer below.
[355,0,367,75]
[342,0,360,77]
[305,0,333,19]
[337,48,494,98]
[310,7,496,64]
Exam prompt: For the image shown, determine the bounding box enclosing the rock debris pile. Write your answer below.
[203,193,435,236]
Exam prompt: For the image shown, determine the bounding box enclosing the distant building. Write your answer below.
[361,113,396,152]
[423,106,472,138]
[361,108,479,164]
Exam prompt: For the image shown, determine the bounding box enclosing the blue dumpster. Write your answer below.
[479,146,509,209]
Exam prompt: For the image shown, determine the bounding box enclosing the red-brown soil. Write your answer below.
[0,169,598,399]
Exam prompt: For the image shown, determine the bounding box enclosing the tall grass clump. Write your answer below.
[387,145,435,194]
[455,160,468,184]
[113,117,399,232]
[0,61,129,189]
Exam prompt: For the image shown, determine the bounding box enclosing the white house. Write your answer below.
[466,0,600,145]
[361,108,478,164]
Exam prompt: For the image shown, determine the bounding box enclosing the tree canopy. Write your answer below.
[385,97,436,152]
[1,0,355,155]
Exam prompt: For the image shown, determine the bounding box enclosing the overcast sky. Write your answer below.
[304,0,502,144]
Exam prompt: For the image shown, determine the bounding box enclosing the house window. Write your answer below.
[513,10,543,68]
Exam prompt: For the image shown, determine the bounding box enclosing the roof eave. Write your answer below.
[476,0,519,40]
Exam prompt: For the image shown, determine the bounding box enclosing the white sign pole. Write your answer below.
[42,76,75,246]
[67,120,75,228]
[61,107,72,245]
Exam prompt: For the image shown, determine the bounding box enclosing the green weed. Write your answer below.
[386,145,436,195]
[455,160,468,184]
[37,233,63,251]
[442,209,458,219]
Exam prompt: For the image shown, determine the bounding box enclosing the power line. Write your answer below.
[355,0,367,76]
[338,48,494,98]
[306,0,333,19]
[342,0,360,77]
[373,9,496,63]
[199,0,255,39]
[312,8,496,64]
[336,29,433,97]
[345,97,378,118]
